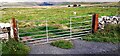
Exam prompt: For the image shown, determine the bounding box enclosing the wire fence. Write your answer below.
[18,15,92,45]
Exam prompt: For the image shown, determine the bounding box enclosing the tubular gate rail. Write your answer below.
[18,15,93,45]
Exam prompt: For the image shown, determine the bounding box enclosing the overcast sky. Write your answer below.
[0,0,119,2]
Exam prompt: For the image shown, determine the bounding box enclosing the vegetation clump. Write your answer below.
[83,24,120,43]
[50,40,73,49]
[2,39,30,56]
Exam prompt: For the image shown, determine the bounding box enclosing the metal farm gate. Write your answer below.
[18,14,98,45]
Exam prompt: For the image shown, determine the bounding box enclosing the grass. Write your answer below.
[0,7,118,38]
[0,7,118,23]
[19,26,60,37]
[50,40,73,49]
[2,39,30,56]
[83,24,120,43]
[1,7,117,29]
[19,25,70,38]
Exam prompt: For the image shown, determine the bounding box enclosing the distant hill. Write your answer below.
[0,2,66,7]
[0,2,117,7]
[38,2,54,6]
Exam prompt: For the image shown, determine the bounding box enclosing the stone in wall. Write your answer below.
[98,16,120,29]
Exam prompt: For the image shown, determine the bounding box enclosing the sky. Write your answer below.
[0,0,119,2]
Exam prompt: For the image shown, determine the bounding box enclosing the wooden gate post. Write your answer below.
[92,14,99,33]
[12,18,18,41]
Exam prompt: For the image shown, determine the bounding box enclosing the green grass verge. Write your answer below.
[83,24,120,43]
[50,40,73,49]
[2,39,30,56]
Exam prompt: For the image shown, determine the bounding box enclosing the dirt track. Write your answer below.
[28,39,119,54]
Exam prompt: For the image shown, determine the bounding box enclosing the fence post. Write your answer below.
[92,14,99,33]
[12,18,18,41]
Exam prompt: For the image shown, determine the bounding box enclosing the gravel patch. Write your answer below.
[28,39,119,54]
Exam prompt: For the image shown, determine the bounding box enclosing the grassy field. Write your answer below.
[1,7,118,23]
[0,7,118,38]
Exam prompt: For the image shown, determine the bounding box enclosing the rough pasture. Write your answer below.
[0,7,118,38]
[0,7,118,23]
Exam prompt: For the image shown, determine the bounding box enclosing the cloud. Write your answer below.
[0,0,119,2]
